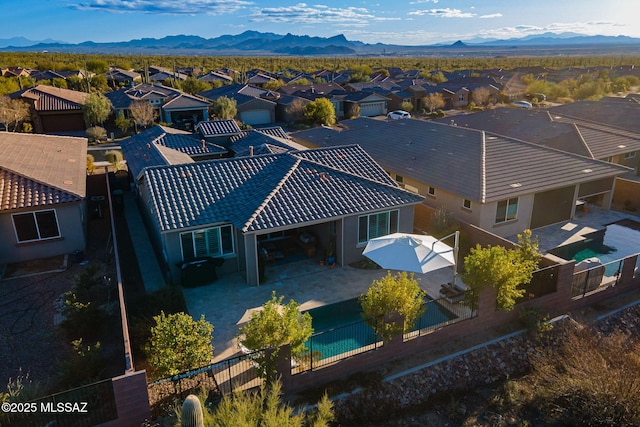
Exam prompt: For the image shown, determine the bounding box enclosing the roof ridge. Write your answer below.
[242,156,301,232]
[0,165,84,201]
[480,132,487,203]
[572,123,596,159]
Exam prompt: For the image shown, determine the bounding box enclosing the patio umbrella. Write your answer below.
[362,231,459,284]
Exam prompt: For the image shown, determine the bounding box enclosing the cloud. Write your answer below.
[409,0,439,3]
[69,0,252,15]
[479,13,502,19]
[475,21,628,40]
[408,8,475,18]
[250,3,398,25]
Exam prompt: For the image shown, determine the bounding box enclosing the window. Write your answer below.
[495,198,518,224]
[624,152,636,159]
[458,94,465,101]
[180,225,234,260]
[358,210,399,243]
[12,209,60,242]
[395,174,404,184]
[463,199,472,210]
[427,186,436,197]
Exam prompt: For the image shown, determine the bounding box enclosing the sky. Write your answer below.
[1,0,639,46]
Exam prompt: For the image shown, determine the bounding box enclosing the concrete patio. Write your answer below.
[182,257,458,362]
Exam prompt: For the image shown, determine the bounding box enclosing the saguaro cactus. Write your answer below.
[181,394,204,427]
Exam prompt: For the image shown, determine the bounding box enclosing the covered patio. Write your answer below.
[182,258,460,362]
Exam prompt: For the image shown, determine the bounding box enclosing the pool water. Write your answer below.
[304,296,457,359]
[549,221,640,276]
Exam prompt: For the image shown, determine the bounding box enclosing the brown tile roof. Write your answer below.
[16,85,90,112]
[0,133,87,211]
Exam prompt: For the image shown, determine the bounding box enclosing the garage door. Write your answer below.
[359,102,386,117]
[240,110,271,125]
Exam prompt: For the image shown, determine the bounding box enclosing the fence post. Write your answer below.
[272,344,293,392]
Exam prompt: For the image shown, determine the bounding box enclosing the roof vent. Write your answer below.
[617,144,627,149]
[63,180,73,185]
[582,169,593,173]
[510,183,522,188]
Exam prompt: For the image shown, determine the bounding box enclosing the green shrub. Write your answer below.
[86,126,107,143]
[518,306,553,339]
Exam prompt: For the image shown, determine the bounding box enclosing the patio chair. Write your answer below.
[439,282,466,304]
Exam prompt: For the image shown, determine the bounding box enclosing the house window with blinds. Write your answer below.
[180,225,234,260]
[358,210,399,244]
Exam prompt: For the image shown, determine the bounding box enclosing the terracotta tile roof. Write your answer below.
[13,85,90,112]
[0,133,87,211]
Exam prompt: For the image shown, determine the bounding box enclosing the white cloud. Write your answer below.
[250,3,398,25]
[408,8,476,18]
[69,0,252,15]
[409,0,439,3]
[479,13,502,19]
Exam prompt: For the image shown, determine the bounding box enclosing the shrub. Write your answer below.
[104,150,123,170]
[518,305,553,339]
[86,154,95,175]
[86,126,107,143]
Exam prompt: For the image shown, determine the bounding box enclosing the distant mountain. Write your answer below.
[0,36,63,48]
[2,31,640,56]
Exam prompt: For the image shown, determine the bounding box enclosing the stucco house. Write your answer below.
[292,118,630,238]
[9,85,90,133]
[0,133,87,264]
[199,84,277,126]
[134,144,424,285]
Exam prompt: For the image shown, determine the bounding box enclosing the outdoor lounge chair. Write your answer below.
[439,282,466,304]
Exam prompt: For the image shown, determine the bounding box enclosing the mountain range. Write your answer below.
[1,31,639,56]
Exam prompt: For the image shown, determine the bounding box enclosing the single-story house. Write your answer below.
[0,133,87,264]
[105,68,142,88]
[343,92,389,117]
[135,144,424,285]
[292,118,631,238]
[105,83,211,127]
[199,84,277,126]
[9,85,90,133]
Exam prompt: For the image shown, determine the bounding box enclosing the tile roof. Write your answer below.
[292,118,630,203]
[549,100,640,133]
[196,120,242,137]
[0,133,87,211]
[230,129,305,156]
[119,126,221,179]
[141,145,423,233]
[12,85,90,112]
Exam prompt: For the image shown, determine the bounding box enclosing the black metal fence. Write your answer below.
[405,293,477,339]
[572,258,624,298]
[1,378,117,427]
[147,348,265,413]
[294,315,385,374]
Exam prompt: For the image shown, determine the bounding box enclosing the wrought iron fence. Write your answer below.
[0,378,117,427]
[294,315,384,374]
[572,258,624,298]
[147,349,264,411]
[405,293,477,340]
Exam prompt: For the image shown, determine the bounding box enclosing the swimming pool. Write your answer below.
[304,296,457,360]
[549,220,640,275]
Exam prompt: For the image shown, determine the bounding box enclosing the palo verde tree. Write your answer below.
[211,96,237,120]
[359,271,426,341]
[422,92,445,114]
[238,292,313,380]
[462,229,540,311]
[82,92,112,128]
[129,100,156,131]
[0,96,30,132]
[304,97,336,126]
[144,311,214,378]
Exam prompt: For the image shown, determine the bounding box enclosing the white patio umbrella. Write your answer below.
[362,231,459,284]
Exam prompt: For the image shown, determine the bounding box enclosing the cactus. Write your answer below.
[181,394,204,427]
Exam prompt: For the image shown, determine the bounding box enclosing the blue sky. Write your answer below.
[2,0,638,45]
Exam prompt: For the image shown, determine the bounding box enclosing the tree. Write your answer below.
[423,92,445,113]
[129,100,157,131]
[304,97,336,126]
[349,64,372,82]
[359,271,425,341]
[238,292,313,379]
[462,230,540,311]
[144,311,214,378]
[178,379,334,427]
[114,109,132,135]
[0,96,30,132]
[400,101,414,113]
[180,77,212,95]
[82,92,112,127]
[471,87,491,106]
[211,96,237,120]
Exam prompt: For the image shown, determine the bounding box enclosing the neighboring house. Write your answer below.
[105,83,210,126]
[148,66,190,82]
[196,71,233,84]
[119,125,227,180]
[292,118,630,238]
[199,84,277,126]
[195,119,242,148]
[549,99,640,134]
[0,133,87,264]
[9,85,90,133]
[343,91,389,117]
[437,108,640,173]
[105,68,142,87]
[29,70,67,81]
[229,128,307,157]
[135,144,424,285]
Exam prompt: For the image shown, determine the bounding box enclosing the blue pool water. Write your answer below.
[304,296,457,359]
[549,221,640,276]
